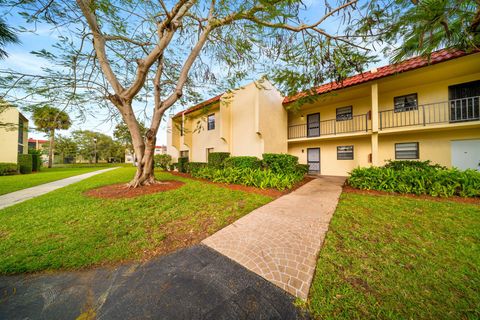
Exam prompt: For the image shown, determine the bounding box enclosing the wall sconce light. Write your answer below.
[301,149,304,153]
[300,114,304,120]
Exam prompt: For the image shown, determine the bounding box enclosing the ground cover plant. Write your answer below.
[0,167,271,274]
[309,191,480,319]
[348,160,480,197]
[0,165,121,195]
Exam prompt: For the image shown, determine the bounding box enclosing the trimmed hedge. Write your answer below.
[185,162,207,174]
[208,152,230,168]
[28,149,42,172]
[348,160,480,198]
[177,157,189,173]
[262,153,299,174]
[154,154,172,170]
[0,163,18,176]
[18,154,33,174]
[224,156,262,170]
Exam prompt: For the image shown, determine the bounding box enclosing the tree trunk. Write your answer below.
[127,131,156,188]
[48,129,55,168]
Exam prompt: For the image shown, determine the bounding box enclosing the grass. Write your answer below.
[0,165,122,195]
[0,167,271,274]
[308,192,480,319]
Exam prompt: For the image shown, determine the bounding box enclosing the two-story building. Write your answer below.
[0,104,29,164]
[167,49,480,176]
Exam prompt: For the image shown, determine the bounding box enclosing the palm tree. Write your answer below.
[32,106,72,168]
[0,18,19,59]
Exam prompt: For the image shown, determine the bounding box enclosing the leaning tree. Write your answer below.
[32,105,72,168]
[0,0,381,187]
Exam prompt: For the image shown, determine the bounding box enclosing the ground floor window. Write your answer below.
[337,145,354,160]
[180,150,189,158]
[395,142,419,159]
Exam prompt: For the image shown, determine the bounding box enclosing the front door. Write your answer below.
[307,113,320,137]
[307,148,320,174]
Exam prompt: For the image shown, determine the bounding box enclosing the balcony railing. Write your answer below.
[379,96,480,130]
[288,113,370,139]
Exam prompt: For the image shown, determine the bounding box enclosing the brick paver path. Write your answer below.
[203,176,345,299]
[0,167,118,210]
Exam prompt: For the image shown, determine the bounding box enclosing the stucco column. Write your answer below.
[371,132,379,166]
[371,82,379,133]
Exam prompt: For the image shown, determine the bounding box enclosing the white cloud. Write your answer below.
[0,52,52,74]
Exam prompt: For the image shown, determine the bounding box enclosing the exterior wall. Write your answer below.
[378,127,480,168]
[0,107,28,164]
[288,137,372,176]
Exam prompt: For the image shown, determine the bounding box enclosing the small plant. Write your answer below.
[177,157,189,173]
[224,156,262,169]
[185,162,207,174]
[29,149,42,172]
[154,154,172,170]
[262,153,299,174]
[0,163,18,176]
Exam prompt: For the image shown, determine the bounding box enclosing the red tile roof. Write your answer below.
[173,49,476,115]
[284,49,475,104]
[173,93,223,118]
[28,138,48,143]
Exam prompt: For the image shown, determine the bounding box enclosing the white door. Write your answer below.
[451,139,480,170]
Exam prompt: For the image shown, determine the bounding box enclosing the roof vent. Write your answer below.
[370,67,378,73]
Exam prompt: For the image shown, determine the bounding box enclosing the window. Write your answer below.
[18,118,24,144]
[395,142,419,159]
[337,145,354,160]
[206,148,214,161]
[394,93,418,112]
[449,80,480,122]
[207,114,215,130]
[180,150,189,158]
[336,106,353,121]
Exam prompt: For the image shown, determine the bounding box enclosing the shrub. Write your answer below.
[348,163,480,198]
[0,163,18,176]
[262,153,299,174]
[185,162,207,174]
[154,154,172,170]
[177,157,189,173]
[191,166,305,191]
[28,149,42,172]
[224,156,262,169]
[383,159,447,171]
[295,164,309,176]
[208,152,230,168]
[17,154,33,174]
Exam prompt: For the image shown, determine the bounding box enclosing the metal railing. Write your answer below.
[288,113,370,139]
[379,96,480,130]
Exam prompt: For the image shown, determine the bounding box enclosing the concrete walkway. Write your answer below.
[0,167,118,210]
[203,176,345,299]
[0,245,308,320]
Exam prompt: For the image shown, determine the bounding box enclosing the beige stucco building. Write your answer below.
[167,49,480,176]
[0,105,29,164]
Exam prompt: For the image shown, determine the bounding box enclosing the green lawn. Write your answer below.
[0,165,122,195]
[0,167,271,274]
[309,192,480,319]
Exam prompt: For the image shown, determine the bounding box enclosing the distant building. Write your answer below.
[125,145,167,164]
[28,138,49,163]
[0,105,29,164]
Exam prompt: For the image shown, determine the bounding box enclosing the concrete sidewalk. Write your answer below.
[0,167,118,210]
[203,176,345,299]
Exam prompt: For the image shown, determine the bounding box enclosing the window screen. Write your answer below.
[337,145,354,160]
[395,142,419,159]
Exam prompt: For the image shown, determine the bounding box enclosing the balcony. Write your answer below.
[379,96,480,130]
[288,113,370,140]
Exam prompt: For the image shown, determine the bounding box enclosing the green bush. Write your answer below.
[154,154,172,170]
[28,149,42,172]
[208,152,230,168]
[177,157,189,173]
[348,162,480,198]
[191,166,305,191]
[383,159,447,171]
[17,154,33,174]
[185,162,207,174]
[0,163,18,176]
[262,153,299,174]
[224,156,262,169]
[295,164,309,175]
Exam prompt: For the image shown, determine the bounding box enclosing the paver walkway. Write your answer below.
[0,245,309,320]
[203,176,345,299]
[0,167,118,210]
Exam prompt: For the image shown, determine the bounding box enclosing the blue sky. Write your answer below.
[0,0,388,144]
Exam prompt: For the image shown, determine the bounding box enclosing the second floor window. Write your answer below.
[394,93,418,112]
[336,106,353,121]
[207,114,215,130]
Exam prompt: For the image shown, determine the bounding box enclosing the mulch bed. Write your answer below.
[169,171,314,198]
[343,185,480,205]
[84,180,185,199]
